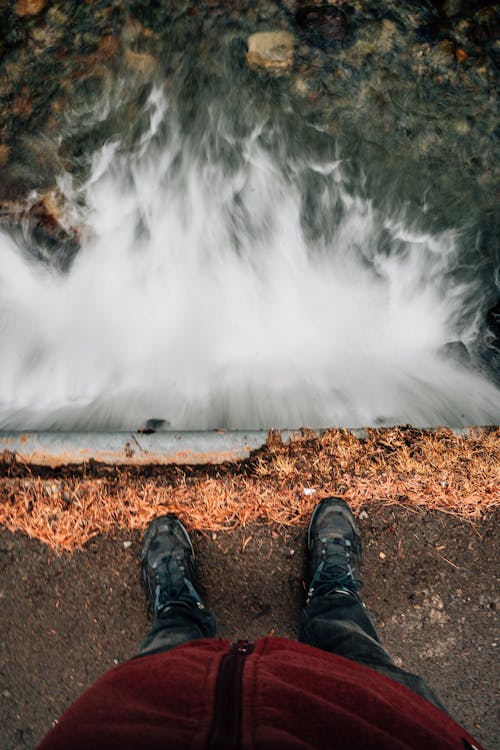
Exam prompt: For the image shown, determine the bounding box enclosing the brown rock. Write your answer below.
[97,35,120,62]
[28,191,80,247]
[0,201,22,229]
[30,24,63,53]
[14,0,48,17]
[30,193,64,229]
[122,17,144,45]
[432,38,456,66]
[51,97,66,114]
[124,50,157,77]
[11,96,34,118]
[4,61,24,84]
[0,78,13,97]
[0,193,80,263]
[247,31,295,73]
[0,144,9,168]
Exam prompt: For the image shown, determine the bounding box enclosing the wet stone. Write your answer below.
[29,24,63,53]
[378,19,397,54]
[0,145,9,168]
[292,76,310,96]
[470,8,500,45]
[438,341,471,369]
[430,0,465,17]
[430,38,457,67]
[11,97,34,118]
[14,0,48,17]
[295,4,350,48]
[122,17,145,45]
[487,301,500,337]
[97,35,120,62]
[3,61,24,85]
[46,6,68,26]
[246,31,296,73]
[0,74,8,98]
[124,50,158,78]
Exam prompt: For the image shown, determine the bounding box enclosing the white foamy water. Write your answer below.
[0,89,499,429]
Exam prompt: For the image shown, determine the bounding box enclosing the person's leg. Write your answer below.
[299,497,445,710]
[136,515,217,657]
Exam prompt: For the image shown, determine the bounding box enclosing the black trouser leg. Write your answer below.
[299,589,446,711]
[137,598,217,657]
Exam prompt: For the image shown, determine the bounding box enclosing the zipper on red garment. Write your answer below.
[206,639,254,750]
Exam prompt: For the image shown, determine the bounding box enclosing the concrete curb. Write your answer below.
[0,427,491,467]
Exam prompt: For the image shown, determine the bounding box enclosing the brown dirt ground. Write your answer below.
[0,504,498,750]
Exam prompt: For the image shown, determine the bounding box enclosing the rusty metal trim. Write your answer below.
[0,431,275,467]
[0,427,490,468]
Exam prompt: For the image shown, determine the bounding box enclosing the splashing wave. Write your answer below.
[1,88,499,429]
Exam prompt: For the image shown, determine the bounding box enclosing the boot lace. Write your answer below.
[308,537,363,601]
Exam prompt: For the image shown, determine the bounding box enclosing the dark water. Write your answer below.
[0,1,499,429]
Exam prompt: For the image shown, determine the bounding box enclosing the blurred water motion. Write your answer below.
[0,1,498,429]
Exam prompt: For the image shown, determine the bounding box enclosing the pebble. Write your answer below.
[14,0,47,17]
[246,31,296,73]
[358,510,369,520]
[292,77,309,96]
[30,24,63,51]
[122,541,132,549]
[43,481,61,498]
[47,6,68,26]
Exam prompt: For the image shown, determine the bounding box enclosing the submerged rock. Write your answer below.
[122,17,147,45]
[0,144,9,168]
[28,191,79,242]
[487,300,500,337]
[97,35,120,63]
[0,191,81,271]
[14,0,48,17]
[247,31,296,73]
[295,3,350,48]
[430,0,466,17]
[429,38,457,67]
[124,49,158,78]
[438,341,472,368]
[428,1,489,19]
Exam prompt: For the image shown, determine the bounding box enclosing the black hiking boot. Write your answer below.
[141,515,205,615]
[306,497,363,602]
